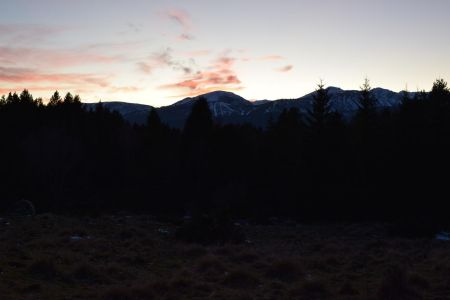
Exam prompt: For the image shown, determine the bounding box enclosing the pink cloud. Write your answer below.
[0,67,111,87]
[276,65,294,72]
[178,33,195,41]
[137,62,153,74]
[159,54,243,96]
[166,9,192,31]
[260,55,284,61]
[0,86,62,95]
[109,86,142,93]
[0,46,118,68]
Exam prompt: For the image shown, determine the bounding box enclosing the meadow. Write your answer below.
[1,215,448,300]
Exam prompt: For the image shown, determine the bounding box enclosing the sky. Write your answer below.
[0,0,449,106]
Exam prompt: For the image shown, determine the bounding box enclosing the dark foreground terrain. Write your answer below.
[0,215,449,300]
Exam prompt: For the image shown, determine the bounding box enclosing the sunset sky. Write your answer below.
[1,0,449,106]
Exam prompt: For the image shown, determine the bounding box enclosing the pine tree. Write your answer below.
[6,93,13,104]
[73,95,81,104]
[95,101,104,114]
[12,92,20,103]
[48,91,62,106]
[309,81,331,132]
[183,97,213,140]
[19,90,34,104]
[147,108,162,131]
[359,78,375,116]
[401,89,411,106]
[430,78,450,108]
[63,92,74,104]
[355,78,378,132]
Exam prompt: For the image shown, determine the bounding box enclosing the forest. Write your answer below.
[1,79,449,232]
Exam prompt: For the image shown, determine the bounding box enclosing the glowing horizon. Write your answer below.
[1,0,449,106]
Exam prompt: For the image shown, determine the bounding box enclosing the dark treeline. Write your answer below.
[1,79,450,230]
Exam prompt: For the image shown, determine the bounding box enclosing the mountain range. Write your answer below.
[85,87,415,128]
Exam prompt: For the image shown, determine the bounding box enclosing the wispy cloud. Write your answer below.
[178,33,195,41]
[276,65,294,72]
[108,86,142,93]
[0,86,62,95]
[0,67,111,87]
[163,9,195,42]
[0,24,63,44]
[159,54,244,97]
[0,46,118,68]
[137,62,154,74]
[259,55,284,61]
[166,9,192,31]
[184,50,212,57]
[137,48,195,75]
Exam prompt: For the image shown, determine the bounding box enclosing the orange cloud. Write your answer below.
[159,55,243,96]
[276,65,294,72]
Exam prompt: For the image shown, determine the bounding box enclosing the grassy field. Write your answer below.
[0,214,449,300]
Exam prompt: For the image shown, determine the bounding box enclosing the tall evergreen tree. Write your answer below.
[183,97,213,140]
[48,91,62,106]
[430,78,450,108]
[359,78,375,117]
[73,95,81,104]
[12,92,20,103]
[147,108,162,132]
[19,90,34,104]
[309,81,331,132]
[401,89,411,106]
[63,92,74,104]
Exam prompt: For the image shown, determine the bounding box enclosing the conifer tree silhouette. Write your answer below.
[309,81,331,132]
[63,92,74,104]
[19,90,34,104]
[359,78,375,114]
[48,91,62,106]
[430,78,450,110]
[183,97,213,140]
[147,108,162,132]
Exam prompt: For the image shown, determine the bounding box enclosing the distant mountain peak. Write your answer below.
[85,86,412,128]
[173,90,249,107]
[326,86,343,93]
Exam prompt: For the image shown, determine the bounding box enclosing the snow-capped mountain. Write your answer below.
[85,88,415,128]
[157,91,255,128]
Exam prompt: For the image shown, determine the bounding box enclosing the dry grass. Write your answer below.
[0,215,448,299]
